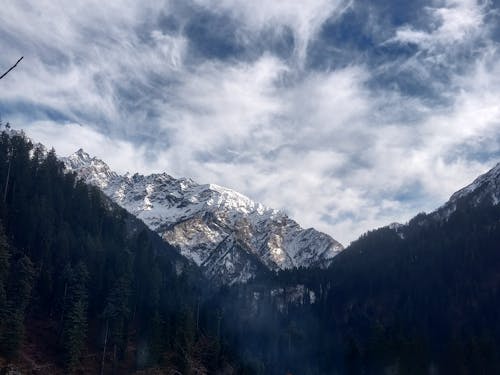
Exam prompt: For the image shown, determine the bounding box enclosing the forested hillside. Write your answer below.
[1,129,500,375]
[0,131,246,374]
[216,190,500,374]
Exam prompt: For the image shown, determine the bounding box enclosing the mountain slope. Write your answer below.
[433,162,500,220]
[0,131,243,374]
[63,149,343,284]
[217,161,500,374]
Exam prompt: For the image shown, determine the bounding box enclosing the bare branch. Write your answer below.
[0,56,23,80]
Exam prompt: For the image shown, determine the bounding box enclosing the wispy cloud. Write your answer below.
[392,0,486,48]
[192,0,353,64]
[1,0,500,245]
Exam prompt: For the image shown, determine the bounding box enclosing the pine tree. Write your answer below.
[62,263,89,371]
[0,222,10,321]
[101,276,131,372]
[63,300,88,371]
[0,308,25,358]
[0,255,34,358]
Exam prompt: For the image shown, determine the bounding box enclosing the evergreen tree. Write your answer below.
[62,262,89,371]
[0,255,34,358]
[0,222,10,322]
[102,275,131,371]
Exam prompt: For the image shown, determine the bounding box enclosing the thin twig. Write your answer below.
[0,56,23,80]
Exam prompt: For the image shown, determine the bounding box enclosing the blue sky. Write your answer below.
[1,0,500,245]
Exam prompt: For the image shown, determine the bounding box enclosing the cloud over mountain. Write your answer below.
[1,0,499,244]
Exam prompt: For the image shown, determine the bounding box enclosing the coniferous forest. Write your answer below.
[3,0,500,373]
[0,131,246,374]
[1,130,500,374]
[217,200,500,374]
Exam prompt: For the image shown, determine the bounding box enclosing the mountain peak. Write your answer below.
[449,162,500,206]
[61,150,344,284]
[63,150,117,189]
[429,161,500,221]
[69,148,92,162]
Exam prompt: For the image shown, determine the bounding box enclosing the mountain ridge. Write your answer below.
[381,161,500,234]
[63,149,344,284]
[433,162,500,221]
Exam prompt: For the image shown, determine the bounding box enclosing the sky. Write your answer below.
[1,0,500,245]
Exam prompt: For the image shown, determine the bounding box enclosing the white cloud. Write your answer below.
[0,0,186,133]
[23,121,156,174]
[2,0,500,247]
[392,0,485,48]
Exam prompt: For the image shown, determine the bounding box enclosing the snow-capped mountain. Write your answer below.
[63,149,343,284]
[448,163,500,206]
[385,162,500,236]
[434,162,500,220]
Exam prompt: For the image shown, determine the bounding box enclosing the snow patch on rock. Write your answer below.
[62,149,344,284]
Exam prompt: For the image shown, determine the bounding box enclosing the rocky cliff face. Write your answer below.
[63,149,344,284]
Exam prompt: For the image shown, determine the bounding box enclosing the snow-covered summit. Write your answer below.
[382,162,500,238]
[65,149,118,188]
[435,162,500,220]
[449,163,500,206]
[62,149,344,284]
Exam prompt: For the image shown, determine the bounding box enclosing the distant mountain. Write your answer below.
[384,162,500,232]
[433,162,500,220]
[62,149,343,284]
